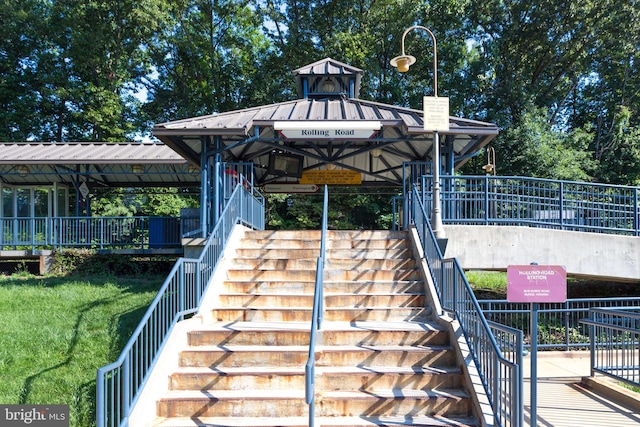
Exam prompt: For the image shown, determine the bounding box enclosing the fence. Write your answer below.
[581,308,640,388]
[408,173,639,236]
[409,184,524,427]
[96,184,264,427]
[0,216,184,251]
[478,298,640,350]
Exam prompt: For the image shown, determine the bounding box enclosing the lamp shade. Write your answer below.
[390,55,416,73]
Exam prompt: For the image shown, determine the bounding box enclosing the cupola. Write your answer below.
[292,57,364,99]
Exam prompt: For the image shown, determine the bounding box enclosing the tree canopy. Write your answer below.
[1,0,639,185]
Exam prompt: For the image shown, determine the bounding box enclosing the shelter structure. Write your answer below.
[0,142,199,218]
[153,58,499,232]
[0,58,499,237]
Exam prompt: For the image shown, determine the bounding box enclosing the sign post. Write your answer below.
[507,264,567,427]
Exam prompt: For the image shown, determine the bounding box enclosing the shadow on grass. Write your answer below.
[15,275,164,426]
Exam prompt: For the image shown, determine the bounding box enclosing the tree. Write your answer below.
[482,107,595,181]
[143,0,278,123]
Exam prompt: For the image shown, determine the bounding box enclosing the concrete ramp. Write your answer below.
[443,225,640,282]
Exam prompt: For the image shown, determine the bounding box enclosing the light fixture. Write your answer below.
[187,164,200,175]
[132,164,144,175]
[326,163,336,170]
[322,77,336,93]
[390,55,416,73]
[371,148,383,158]
[391,25,445,244]
[17,165,29,177]
[483,146,497,175]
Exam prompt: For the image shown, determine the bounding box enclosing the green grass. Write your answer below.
[465,270,507,294]
[0,273,164,427]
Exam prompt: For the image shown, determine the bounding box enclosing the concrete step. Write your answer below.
[156,388,470,418]
[238,238,410,250]
[217,293,425,309]
[179,344,455,368]
[245,230,408,241]
[222,280,424,294]
[169,365,463,391]
[235,247,414,260]
[211,306,428,322]
[187,321,448,347]
[229,258,417,270]
[225,269,422,281]
[152,415,479,426]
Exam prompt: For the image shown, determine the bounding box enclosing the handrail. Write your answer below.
[479,297,640,350]
[580,307,640,388]
[96,183,264,427]
[305,185,328,427]
[408,183,524,427]
[0,215,185,251]
[397,165,640,236]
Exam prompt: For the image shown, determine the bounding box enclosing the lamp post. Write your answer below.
[391,25,447,243]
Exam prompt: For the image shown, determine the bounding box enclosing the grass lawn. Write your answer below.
[0,273,164,427]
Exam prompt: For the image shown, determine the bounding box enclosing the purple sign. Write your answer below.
[507,265,567,303]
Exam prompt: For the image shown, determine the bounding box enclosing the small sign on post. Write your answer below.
[423,96,450,132]
[507,264,566,427]
[507,264,567,303]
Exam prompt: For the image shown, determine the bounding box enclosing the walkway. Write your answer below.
[523,351,640,426]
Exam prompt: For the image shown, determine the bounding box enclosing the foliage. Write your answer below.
[484,107,596,181]
[89,187,199,217]
[51,249,175,276]
[2,0,639,184]
[265,188,398,230]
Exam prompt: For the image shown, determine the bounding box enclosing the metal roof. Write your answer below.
[0,142,200,188]
[153,58,499,187]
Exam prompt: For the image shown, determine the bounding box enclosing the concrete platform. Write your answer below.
[523,351,640,426]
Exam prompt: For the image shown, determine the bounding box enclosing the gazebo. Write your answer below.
[153,57,499,232]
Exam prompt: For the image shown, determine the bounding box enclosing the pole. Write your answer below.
[432,131,445,239]
[530,302,538,426]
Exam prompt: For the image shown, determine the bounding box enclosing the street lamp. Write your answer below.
[391,25,446,243]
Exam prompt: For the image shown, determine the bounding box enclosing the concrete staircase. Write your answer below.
[152,230,478,427]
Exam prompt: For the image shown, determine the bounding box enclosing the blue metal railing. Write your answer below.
[581,308,640,388]
[426,175,640,236]
[395,164,640,236]
[305,185,328,427]
[95,184,264,427]
[479,297,640,350]
[0,216,185,250]
[409,184,524,427]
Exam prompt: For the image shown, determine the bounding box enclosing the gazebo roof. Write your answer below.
[153,57,499,187]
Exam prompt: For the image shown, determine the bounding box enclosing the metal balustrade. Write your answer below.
[421,175,640,236]
[96,184,264,427]
[581,308,640,388]
[409,185,524,427]
[0,216,184,250]
[479,298,640,350]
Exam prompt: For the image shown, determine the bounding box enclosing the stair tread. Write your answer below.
[153,415,478,426]
[173,365,459,376]
[183,344,452,352]
[194,320,444,332]
[211,306,425,311]
[218,292,424,297]
[161,388,468,400]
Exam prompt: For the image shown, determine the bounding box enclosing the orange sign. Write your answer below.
[299,170,362,185]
